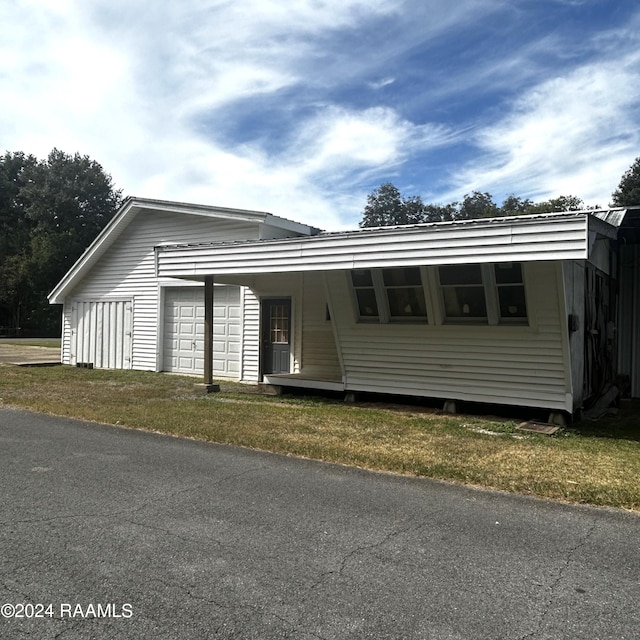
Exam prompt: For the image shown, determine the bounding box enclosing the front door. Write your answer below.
[261,298,291,374]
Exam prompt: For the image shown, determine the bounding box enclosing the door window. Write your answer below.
[270,304,290,344]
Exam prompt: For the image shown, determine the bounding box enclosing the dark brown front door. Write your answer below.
[261,298,291,375]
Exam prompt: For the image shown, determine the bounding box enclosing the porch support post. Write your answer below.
[197,275,220,393]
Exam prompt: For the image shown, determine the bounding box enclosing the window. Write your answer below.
[439,265,487,320]
[438,262,528,324]
[350,267,428,323]
[382,267,427,320]
[269,304,290,343]
[494,263,527,320]
[351,269,379,319]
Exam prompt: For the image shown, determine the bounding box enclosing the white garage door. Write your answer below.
[70,300,132,369]
[162,286,241,377]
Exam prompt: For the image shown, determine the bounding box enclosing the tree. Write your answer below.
[423,203,458,222]
[612,157,640,206]
[0,149,123,334]
[501,195,534,216]
[457,191,498,220]
[359,182,593,229]
[360,183,427,227]
[524,195,585,214]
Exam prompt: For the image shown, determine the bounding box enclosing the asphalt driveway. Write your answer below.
[0,407,638,639]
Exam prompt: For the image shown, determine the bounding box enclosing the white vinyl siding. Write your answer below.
[325,262,571,411]
[300,272,341,379]
[240,288,260,382]
[61,210,259,372]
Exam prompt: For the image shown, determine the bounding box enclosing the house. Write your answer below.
[50,198,640,420]
[47,197,320,376]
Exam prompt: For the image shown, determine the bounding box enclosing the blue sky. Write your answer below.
[2,0,639,229]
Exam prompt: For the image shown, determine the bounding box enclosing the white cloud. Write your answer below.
[0,0,457,229]
[0,0,412,227]
[289,106,454,178]
[446,49,640,205]
[3,0,640,232]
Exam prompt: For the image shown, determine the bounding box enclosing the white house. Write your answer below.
[50,199,640,419]
[47,197,320,377]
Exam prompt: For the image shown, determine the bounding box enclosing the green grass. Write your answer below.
[1,364,639,511]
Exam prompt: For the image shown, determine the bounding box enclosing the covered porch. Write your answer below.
[157,210,630,415]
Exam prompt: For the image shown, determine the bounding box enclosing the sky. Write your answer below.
[2,0,640,230]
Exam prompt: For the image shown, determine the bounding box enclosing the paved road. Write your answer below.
[0,407,638,639]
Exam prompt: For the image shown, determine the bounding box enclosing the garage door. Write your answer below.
[70,300,132,369]
[162,286,241,377]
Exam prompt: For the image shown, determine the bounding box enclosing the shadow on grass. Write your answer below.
[217,377,640,441]
[570,399,640,442]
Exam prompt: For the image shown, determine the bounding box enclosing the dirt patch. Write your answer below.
[0,343,61,365]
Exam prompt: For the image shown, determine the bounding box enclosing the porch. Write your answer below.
[263,373,345,392]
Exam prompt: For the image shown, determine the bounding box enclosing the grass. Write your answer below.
[0,364,639,511]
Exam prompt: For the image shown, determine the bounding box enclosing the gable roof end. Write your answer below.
[48,197,321,304]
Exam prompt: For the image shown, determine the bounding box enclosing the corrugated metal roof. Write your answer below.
[591,208,627,227]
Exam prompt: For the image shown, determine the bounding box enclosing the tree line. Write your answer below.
[0,149,122,335]
[1,148,639,334]
[360,157,640,227]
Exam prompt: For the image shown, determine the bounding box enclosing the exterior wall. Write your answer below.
[240,287,260,382]
[324,262,572,411]
[248,273,307,376]
[299,272,341,379]
[234,272,341,382]
[61,210,260,371]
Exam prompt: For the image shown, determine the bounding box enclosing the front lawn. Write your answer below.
[0,364,638,511]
